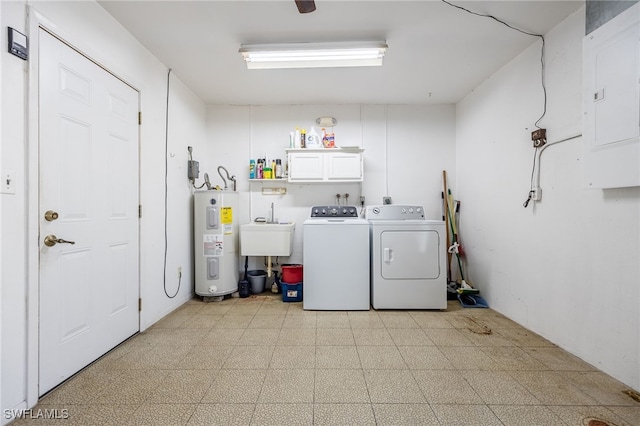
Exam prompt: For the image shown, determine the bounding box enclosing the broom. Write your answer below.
[445,189,478,295]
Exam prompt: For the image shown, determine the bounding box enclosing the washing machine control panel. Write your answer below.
[310,205,359,218]
[365,205,425,220]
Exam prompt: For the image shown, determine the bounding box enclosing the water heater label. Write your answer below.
[221,207,233,224]
[203,234,223,256]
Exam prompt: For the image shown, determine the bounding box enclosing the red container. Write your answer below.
[281,264,303,283]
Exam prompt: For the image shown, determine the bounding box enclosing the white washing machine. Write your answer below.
[365,205,446,309]
[303,205,370,310]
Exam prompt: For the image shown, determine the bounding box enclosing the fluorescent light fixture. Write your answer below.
[239,41,388,69]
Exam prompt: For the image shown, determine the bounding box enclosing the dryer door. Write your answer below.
[380,230,441,279]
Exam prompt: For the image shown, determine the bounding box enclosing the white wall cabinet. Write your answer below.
[287,148,364,182]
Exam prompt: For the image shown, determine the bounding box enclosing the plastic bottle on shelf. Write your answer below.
[275,159,282,178]
[249,159,256,179]
[257,159,264,179]
[300,129,306,148]
[294,128,301,148]
[306,126,322,148]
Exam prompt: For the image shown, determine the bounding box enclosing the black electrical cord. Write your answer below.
[440,0,547,128]
[163,68,180,299]
[523,146,538,208]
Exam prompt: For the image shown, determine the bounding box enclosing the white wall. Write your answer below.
[1,1,206,418]
[205,104,456,272]
[456,7,640,390]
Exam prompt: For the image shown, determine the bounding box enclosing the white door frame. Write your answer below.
[26,8,141,407]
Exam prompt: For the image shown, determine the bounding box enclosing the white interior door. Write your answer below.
[38,29,139,394]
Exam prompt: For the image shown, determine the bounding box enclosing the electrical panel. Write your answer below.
[583,3,639,189]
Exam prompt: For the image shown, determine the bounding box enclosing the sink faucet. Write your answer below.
[269,203,275,223]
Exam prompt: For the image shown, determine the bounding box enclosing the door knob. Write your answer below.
[44,234,75,247]
[44,210,59,221]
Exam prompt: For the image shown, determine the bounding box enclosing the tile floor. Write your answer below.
[17,294,640,425]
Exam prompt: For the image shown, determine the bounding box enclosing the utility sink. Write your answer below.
[240,222,295,256]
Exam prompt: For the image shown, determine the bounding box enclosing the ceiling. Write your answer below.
[98,0,583,105]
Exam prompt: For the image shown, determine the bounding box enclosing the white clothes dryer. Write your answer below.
[365,205,447,309]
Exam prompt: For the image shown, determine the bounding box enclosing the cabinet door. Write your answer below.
[326,152,362,180]
[288,152,324,181]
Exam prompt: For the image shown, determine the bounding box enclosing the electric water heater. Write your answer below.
[194,190,239,297]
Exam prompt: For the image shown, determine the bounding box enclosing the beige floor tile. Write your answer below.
[248,314,285,329]
[348,311,384,329]
[316,312,351,329]
[548,405,634,426]
[314,369,369,403]
[199,328,244,346]
[270,345,316,369]
[39,368,123,405]
[388,328,435,346]
[509,370,599,405]
[250,403,313,425]
[410,311,455,329]
[201,369,266,403]
[281,312,317,329]
[489,405,566,426]
[605,405,640,426]
[187,403,254,426]
[372,403,440,425]
[495,327,555,347]
[238,328,280,345]
[524,346,598,371]
[229,304,261,316]
[146,370,216,403]
[92,370,169,404]
[180,313,222,329]
[423,328,474,346]
[561,371,639,406]
[258,369,314,403]
[130,403,196,425]
[352,328,394,346]
[479,346,548,371]
[313,403,376,425]
[357,346,408,369]
[178,344,234,370]
[277,328,316,345]
[457,327,516,347]
[197,302,234,316]
[431,404,503,426]
[222,345,275,370]
[151,312,192,329]
[315,346,362,369]
[126,344,194,369]
[35,404,138,426]
[316,328,355,345]
[439,346,501,370]
[397,346,455,370]
[136,328,207,346]
[34,297,636,426]
[460,370,541,405]
[378,311,420,328]
[364,370,426,403]
[412,370,483,404]
[213,314,254,329]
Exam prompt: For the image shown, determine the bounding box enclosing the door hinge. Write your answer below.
[138,298,142,311]
[138,111,142,125]
[138,205,142,218]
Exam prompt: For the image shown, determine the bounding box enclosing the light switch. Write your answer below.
[1,170,16,194]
